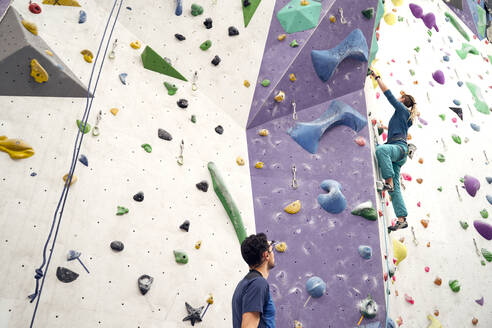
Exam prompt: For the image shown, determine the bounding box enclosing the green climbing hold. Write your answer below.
[141,46,187,81]
[409,69,415,76]
[277,0,322,34]
[437,186,443,192]
[481,248,492,262]
[398,16,404,22]
[208,162,247,244]
[164,82,178,95]
[452,134,461,144]
[362,7,374,19]
[456,43,479,59]
[427,30,432,37]
[351,201,378,221]
[141,144,152,153]
[200,40,212,51]
[459,177,464,183]
[174,250,189,264]
[439,114,445,121]
[481,260,486,266]
[466,82,489,115]
[290,39,299,47]
[488,55,492,65]
[242,0,262,27]
[476,4,486,38]
[116,206,129,215]
[414,46,420,52]
[76,120,91,134]
[459,221,468,229]
[191,3,203,16]
[449,279,460,292]
[480,209,489,219]
[437,153,445,162]
[191,115,197,123]
[261,79,271,87]
[444,12,470,41]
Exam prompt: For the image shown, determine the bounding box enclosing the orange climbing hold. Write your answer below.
[244,80,251,88]
[434,277,442,286]
[416,178,423,184]
[110,108,119,115]
[472,318,478,325]
[289,73,296,82]
[421,219,429,228]
[418,158,424,164]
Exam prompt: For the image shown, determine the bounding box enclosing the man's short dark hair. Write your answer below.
[241,233,269,267]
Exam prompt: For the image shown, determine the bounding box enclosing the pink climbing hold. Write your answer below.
[432,70,445,84]
[376,92,380,99]
[401,173,412,181]
[452,117,457,123]
[474,220,492,240]
[405,294,415,305]
[355,136,366,146]
[417,201,421,207]
[464,175,480,197]
[425,266,430,272]
[382,132,387,142]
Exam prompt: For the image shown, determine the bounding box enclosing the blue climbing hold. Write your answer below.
[470,123,480,131]
[487,195,492,205]
[119,73,128,85]
[287,100,367,154]
[453,99,461,106]
[175,0,183,16]
[443,55,449,61]
[79,10,87,24]
[358,245,372,259]
[79,154,88,166]
[305,276,326,298]
[311,29,368,82]
[448,36,453,42]
[486,177,492,184]
[386,318,396,328]
[317,179,347,213]
[30,172,37,177]
[457,81,463,87]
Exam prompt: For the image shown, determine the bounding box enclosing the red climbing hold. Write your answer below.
[404,294,415,304]
[29,2,42,14]
[401,173,412,181]
[355,136,366,146]
[378,210,383,217]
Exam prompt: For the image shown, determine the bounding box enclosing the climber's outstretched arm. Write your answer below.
[370,70,389,92]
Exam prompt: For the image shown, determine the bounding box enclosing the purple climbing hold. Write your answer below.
[475,296,484,306]
[418,117,428,125]
[422,12,439,31]
[474,220,492,240]
[317,179,347,214]
[409,3,423,18]
[432,70,445,84]
[464,175,480,197]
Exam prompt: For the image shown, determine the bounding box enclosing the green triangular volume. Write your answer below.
[141,46,187,81]
[242,0,262,28]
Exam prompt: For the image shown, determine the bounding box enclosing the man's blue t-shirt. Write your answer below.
[384,90,412,145]
[232,270,276,328]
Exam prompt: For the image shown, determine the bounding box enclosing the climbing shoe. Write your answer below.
[388,219,408,233]
[382,183,394,192]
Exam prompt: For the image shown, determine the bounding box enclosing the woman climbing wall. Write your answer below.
[370,69,418,233]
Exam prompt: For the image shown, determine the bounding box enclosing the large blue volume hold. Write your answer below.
[317,179,347,213]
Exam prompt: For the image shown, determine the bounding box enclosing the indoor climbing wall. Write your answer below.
[367,0,492,326]
[0,0,275,326]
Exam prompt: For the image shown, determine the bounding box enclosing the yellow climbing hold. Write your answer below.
[45,50,53,56]
[206,294,214,304]
[300,0,309,5]
[0,136,35,159]
[329,15,336,23]
[259,129,269,136]
[284,200,301,214]
[278,34,286,41]
[22,20,38,35]
[275,242,287,252]
[392,238,407,265]
[42,0,81,6]
[81,50,93,63]
[391,0,404,6]
[195,241,202,249]
[63,173,77,186]
[370,67,381,89]
[274,91,285,102]
[30,59,49,83]
[294,320,303,328]
[130,41,141,49]
[384,13,396,25]
[110,108,119,115]
[236,156,245,166]
[243,80,250,88]
[289,73,296,82]
[427,314,443,328]
[255,162,264,169]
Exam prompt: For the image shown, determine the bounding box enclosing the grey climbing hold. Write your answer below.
[67,250,81,261]
[228,26,239,36]
[79,154,88,166]
[358,245,372,259]
[78,10,87,24]
[138,274,153,295]
[110,240,124,251]
[470,123,480,131]
[175,33,186,41]
[211,55,221,66]
[487,195,492,205]
[182,302,204,326]
[158,128,172,141]
[180,220,190,232]
[133,191,144,202]
[177,99,188,109]
[203,17,213,29]
[486,177,492,184]
[119,73,128,85]
[215,125,224,134]
[457,81,463,87]
[453,99,461,106]
[196,181,209,192]
[56,267,79,283]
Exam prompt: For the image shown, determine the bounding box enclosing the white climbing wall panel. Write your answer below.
[0,0,275,326]
[367,0,492,326]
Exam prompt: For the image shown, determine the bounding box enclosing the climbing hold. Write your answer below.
[261,79,271,87]
[116,206,129,215]
[22,20,38,35]
[81,49,93,63]
[215,125,224,135]
[174,250,189,264]
[276,0,322,34]
[56,267,79,283]
[421,219,429,228]
[211,55,221,66]
[119,73,128,85]
[434,277,442,286]
[311,29,368,82]
[141,144,152,153]
[437,153,445,162]
[208,162,247,244]
[427,314,442,328]
[355,136,366,146]
[329,15,336,23]
[110,108,119,115]
[30,59,49,83]
[459,221,469,229]
[466,82,489,115]
[359,295,378,319]
[404,294,415,305]
[138,274,153,295]
[409,4,438,31]
[130,41,141,49]
[180,220,190,232]
[133,191,144,202]
[289,73,296,82]
[182,302,204,326]
[432,70,445,84]
[278,34,286,41]
[392,238,407,265]
[110,241,124,251]
[258,129,269,136]
[141,46,187,81]
[243,80,250,88]
[472,318,478,325]
[464,175,480,197]
[470,123,480,131]
[487,177,492,184]
[255,162,263,169]
[191,3,204,16]
[175,0,182,15]
[236,156,245,166]
[480,209,489,219]
[284,200,301,214]
[300,0,309,5]
[164,82,178,96]
[76,120,91,134]
[196,181,209,192]
[42,0,80,5]
[274,91,285,102]
[79,154,88,166]
[290,39,299,47]
[175,33,186,41]
[351,201,378,221]
[275,242,287,252]
[200,40,212,50]
[451,134,461,144]
[45,50,53,56]
[456,43,479,59]
[384,13,396,25]
[487,195,492,205]
[418,158,423,164]
[449,107,463,120]
[358,245,372,259]
[305,276,326,298]
[78,10,87,24]
[425,266,430,272]
[449,279,460,292]
[438,114,445,121]
[62,173,77,186]
[29,2,42,13]
[443,55,449,62]
[195,241,202,249]
[392,0,403,5]
[203,17,213,29]
[0,136,34,160]
[481,248,492,262]
[228,26,239,36]
[475,297,484,306]
[361,8,374,19]
[452,99,461,106]
[288,100,367,154]
[317,179,347,214]
[444,12,470,41]
[294,320,303,328]
[158,128,172,141]
[416,178,423,184]
[177,99,188,109]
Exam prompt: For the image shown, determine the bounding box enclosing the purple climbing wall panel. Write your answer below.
[0,0,12,21]
[444,0,479,36]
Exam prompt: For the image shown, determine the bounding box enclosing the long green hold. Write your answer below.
[466,82,489,115]
[141,46,187,81]
[242,0,262,27]
[208,162,247,244]
[444,12,470,41]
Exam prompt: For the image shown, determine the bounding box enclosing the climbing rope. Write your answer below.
[28,1,124,326]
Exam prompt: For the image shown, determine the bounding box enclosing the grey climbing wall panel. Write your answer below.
[0,6,90,98]
[0,0,12,21]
